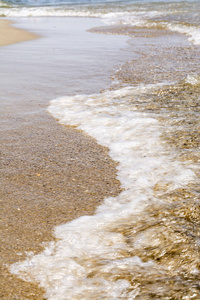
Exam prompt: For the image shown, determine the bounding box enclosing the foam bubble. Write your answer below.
[166,23,200,46]
[104,14,200,46]
[102,10,162,26]
[186,74,200,85]
[0,7,102,17]
[1,1,199,46]
[10,84,195,299]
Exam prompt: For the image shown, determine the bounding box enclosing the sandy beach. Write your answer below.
[0,19,39,46]
[0,18,124,299]
[1,12,199,299]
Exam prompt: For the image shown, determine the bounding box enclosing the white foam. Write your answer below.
[104,13,200,46]
[186,74,200,85]
[102,10,162,26]
[104,11,200,46]
[0,4,164,21]
[2,3,200,46]
[10,84,195,299]
[102,10,200,46]
[166,23,200,46]
[0,7,102,17]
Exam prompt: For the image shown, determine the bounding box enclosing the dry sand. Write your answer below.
[0,19,39,46]
[0,19,121,299]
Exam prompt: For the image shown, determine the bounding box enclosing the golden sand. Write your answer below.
[0,112,121,299]
[0,19,39,47]
[0,19,121,299]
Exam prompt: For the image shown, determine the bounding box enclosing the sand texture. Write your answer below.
[0,18,122,299]
[2,16,199,300]
[1,111,122,299]
[0,19,39,46]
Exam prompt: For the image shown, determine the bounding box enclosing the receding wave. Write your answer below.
[1,2,200,46]
[10,79,199,299]
[0,6,103,17]
[166,22,200,45]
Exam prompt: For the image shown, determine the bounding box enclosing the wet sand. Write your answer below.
[0,19,39,46]
[2,17,199,299]
[0,18,123,299]
[1,112,122,299]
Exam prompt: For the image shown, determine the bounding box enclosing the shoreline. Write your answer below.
[1,14,199,299]
[0,17,124,299]
[1,112,122,299]
[0,19,39,46]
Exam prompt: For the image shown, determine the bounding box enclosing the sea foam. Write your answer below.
[1,1,200,46]
[10,85,195,299]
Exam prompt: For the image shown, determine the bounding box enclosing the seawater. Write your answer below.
[11,81,200,299]
[6,0,200,299]
[1,0,200,45]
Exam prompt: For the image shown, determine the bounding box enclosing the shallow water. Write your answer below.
[11,78,200,299]
[1,0,200,46]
